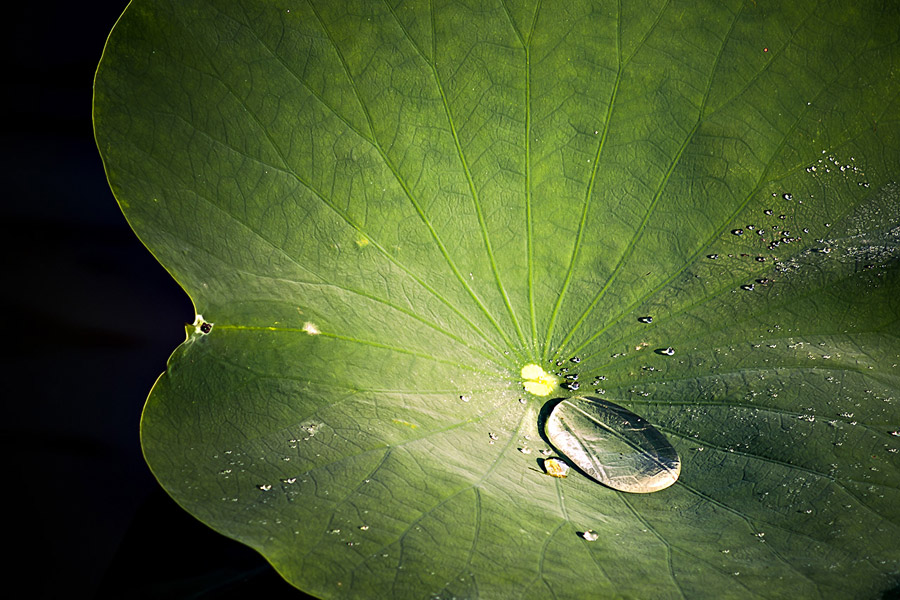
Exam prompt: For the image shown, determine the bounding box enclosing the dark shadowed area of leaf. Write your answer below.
[94,0,900,598]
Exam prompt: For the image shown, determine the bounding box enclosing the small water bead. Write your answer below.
[741,284,755,291]
[581,530,600,542]
[542,458,570,478]
[661,347,675,356]
[459,395,470,402]
[707,254,719,259]
[732,229,744,235]
[783,193,793,201]
[764,209,773,215]
[755,256,766,262]
[638,316,653,324]
[565,374,579,381]
[545,396,680,493]
[746,224,755,230]
[570,356,581,363]
[257,484,272,491]
[756,278,770,285]
[564,381,581,391]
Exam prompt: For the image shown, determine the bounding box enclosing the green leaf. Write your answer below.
[94,0,900,597]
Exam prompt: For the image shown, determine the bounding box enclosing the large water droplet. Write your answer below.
[544,396,680,493]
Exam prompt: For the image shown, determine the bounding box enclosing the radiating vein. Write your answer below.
[428,25,529,351]
[308,0,524,359]
[185,6,521,363]
[541,0,623,362]
[565,10,885,359]
[554,1,744,360]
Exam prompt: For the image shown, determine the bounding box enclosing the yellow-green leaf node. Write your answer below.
[520,363,557,396]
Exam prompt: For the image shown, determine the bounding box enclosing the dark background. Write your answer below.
[4,2,301,597]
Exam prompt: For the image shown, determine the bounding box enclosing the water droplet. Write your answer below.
[638,316,653,324]
[764,209,773,215]
[707,254,719,259]
[544,396,681,493]
[518,447,532,454]
[359,525,369,531]
[563,381,580,391]
[581,530,599,541]
[460,395,470,402]
[783,193,793,201]
[257,484,272,491]
[755,256,766,262]
[489,432,498,440]
[659,347,675,356]
[570,356,581,363]
[565,373,579,381]
[741,284,755,291]
[732,229,744,235]
[542,458,570,478]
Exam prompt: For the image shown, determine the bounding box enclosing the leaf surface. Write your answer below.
[94,0,900,597]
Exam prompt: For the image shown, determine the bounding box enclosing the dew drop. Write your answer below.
[563,381,580,391]
[732,229,744,235]
[638,316,653,324]
[660,347,675,356]
[570,356,581,363]
[544,396,681,493]
[707,254,719,259]
[783,193,793,201]
[764,209,773,215]
[542,458,570,478]
[741,284,755,291]
[257,484,272,491]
